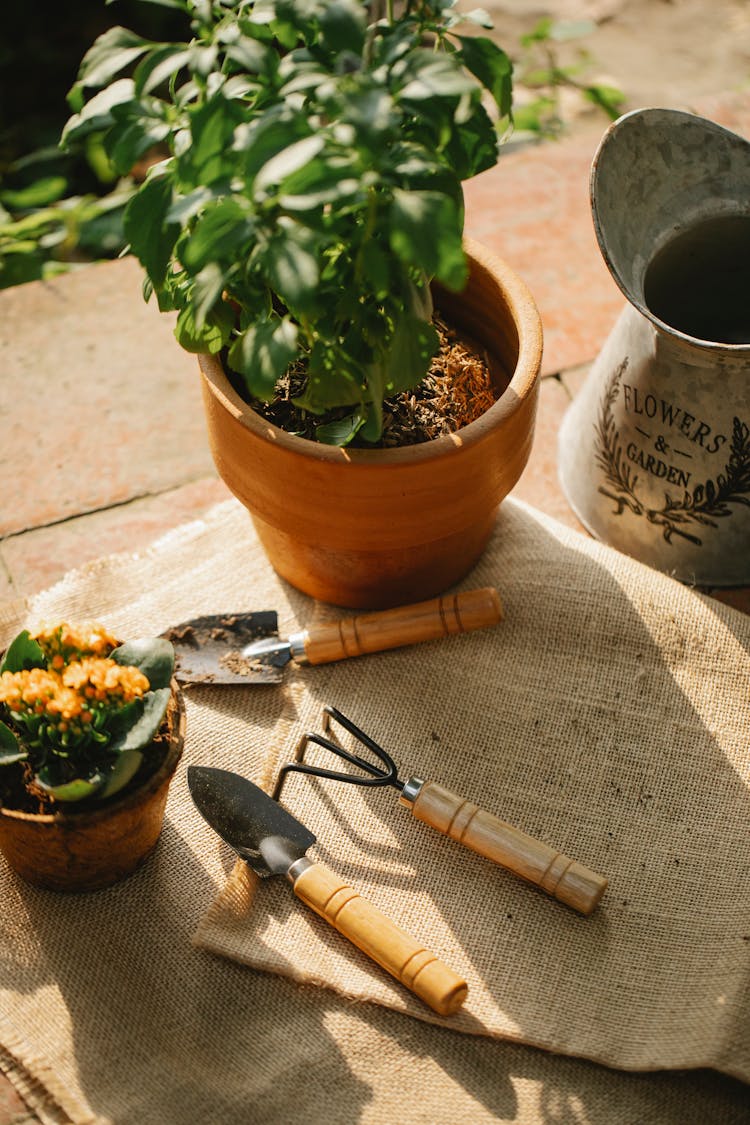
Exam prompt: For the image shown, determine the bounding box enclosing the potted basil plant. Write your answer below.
[62,0,543,607]
[0,622,185,892]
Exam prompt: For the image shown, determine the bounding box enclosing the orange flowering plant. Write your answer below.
[0,622,175,803]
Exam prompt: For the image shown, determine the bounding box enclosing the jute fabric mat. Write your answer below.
[0,498,748,1125]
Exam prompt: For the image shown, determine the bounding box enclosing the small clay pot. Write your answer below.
[198,239,542,608]
[0,683,185,892]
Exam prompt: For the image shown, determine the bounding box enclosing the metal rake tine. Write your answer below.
[321,705,402,787]
[277,731,395,790]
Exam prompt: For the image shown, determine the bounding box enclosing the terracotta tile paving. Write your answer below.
[0,258,214,539]
[464,124,623,378]
[0,476,231,600]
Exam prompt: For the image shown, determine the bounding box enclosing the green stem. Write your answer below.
[354,189,379,284]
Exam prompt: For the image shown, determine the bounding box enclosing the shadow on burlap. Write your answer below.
[0,498,748,1125]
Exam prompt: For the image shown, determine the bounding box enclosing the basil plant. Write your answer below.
[0,623,175,803]
[62,0,513,445]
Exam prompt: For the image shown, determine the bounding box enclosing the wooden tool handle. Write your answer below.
[409,782,608,916]
[292,861,468,1015]
[301,587,503,666]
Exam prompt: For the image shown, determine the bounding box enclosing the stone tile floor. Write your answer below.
[1,93,749,1122]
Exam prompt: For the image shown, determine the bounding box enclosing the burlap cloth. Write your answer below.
[1,497,748,1125]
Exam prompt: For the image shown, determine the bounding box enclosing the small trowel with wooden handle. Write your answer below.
[283,707,609,916]
[188,765,468,1016]
[166,588,502,685]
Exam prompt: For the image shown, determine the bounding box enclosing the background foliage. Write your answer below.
[0,4,622,293]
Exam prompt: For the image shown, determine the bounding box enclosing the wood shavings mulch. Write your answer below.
[240,315,502,448]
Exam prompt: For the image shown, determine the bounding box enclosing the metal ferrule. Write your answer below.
[286,855,313,884]
[288,631,308,664]
[398,776,424,808]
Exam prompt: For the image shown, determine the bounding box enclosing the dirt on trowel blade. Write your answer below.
[163,612,285,685]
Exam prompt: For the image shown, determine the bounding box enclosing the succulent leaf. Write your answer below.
[36,772,105,802]
[111,638,175,690]
[96,750,145,800]
[0,720,26,764]
[0,630,45,674]
[107,687,172,753]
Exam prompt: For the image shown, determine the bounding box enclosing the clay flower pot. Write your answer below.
[0,684,185,892]
[199,239,542,608]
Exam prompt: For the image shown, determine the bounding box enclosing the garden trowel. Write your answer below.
[165,588,502,685]
[188,764,468,1015]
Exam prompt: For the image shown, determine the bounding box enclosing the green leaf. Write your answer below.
[180,199,252,271]
[62,79,137,145]
[188,43,220,78]
[0,721,26,765]
[444,103,499,178]
[225,35,274,75]
[389,189,467,290]
[183,97,245,185]
[386,314,439,393]
[36,771,105,802]
[192,264,228,329]
[359,241,390,299]
[406,276,434,322]
[111,638,175,690]
[457,36,513,118]
[228,316,299,400]
[359,396,384,444]
[462,9,494,28]
[1,630,45,674]
[166,186,213,224]
[75,26,153,90]
[95,750,144,800]
[123,174,179,287]
[1,177,68,210]
[264,229,319,312]
[319,0,366,56]
[106,120,170,177]
[315,410,366,446]
[520,17,553,47]
[292,340,364,412]
[397,52,478,101]
[584,83,625,120]
[108,687,172,753]
[134,45,193,96]
[175,300,234,353]
[254,135,325,193]
[234,115,310,180]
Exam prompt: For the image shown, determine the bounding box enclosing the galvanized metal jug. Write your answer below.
[558,108,750,586]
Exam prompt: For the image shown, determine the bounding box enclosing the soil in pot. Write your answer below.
[232,314,505,448]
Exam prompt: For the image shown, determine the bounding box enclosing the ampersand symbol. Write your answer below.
[655,434,668,454]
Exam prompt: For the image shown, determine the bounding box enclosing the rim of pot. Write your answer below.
[200,238,543,465]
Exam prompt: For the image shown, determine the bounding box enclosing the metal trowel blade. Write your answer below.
[163,612,285,685]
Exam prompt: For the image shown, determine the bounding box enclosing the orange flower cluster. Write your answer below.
[0,667,74,716]
[0,659,149,740]
[63,658,149,707]
[32,621,119,669]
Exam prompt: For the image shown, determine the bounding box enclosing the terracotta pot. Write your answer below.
[0,683,185,892]
[199,239,542,608]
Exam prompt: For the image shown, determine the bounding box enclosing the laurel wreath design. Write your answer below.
[594,360,750,545]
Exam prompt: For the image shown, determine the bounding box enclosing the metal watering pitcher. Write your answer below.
[558,108,750,586]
